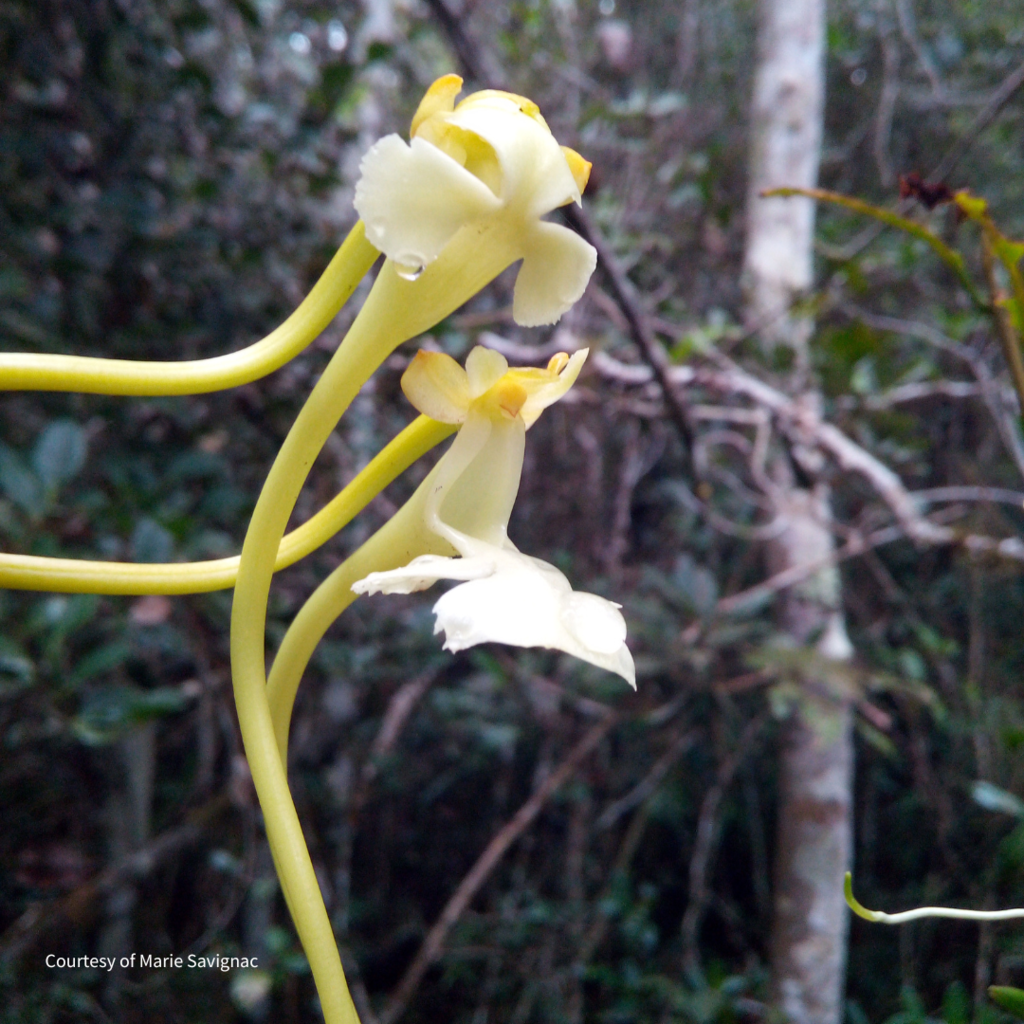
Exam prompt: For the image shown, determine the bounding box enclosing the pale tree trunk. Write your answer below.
[742,2,856,1024]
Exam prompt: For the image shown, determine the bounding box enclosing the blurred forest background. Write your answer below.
[3,0,1024,1022]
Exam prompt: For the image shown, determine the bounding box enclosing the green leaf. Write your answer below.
[130,517,175,563]
[72,683,189,743]
[954,192,988,220]
[1000,295,1024,336]
[0,443,42,516]
[989,987,1024,1020]
[0,637,34,695]
[942,981,971,1024]
[31,419,87,496]
[68,641,130,687]
[993,235,1024,270]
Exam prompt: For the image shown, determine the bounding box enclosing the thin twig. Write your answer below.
[378,712,620,1024]
[894,0,944,99]
[680,716,767,974]
[981,232,1024,416]
[562,203,696,460]
[573,796,654,972]
[930,58,1024,182]
[872,13,901,188]
[420,0,506,88]
[355,669,441,812]
[595,729,698,831]
[829,54,1024,263]
[839,304,1024,477]
[0,795,231,962]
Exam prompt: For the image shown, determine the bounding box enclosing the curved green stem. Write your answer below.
[845,872,1024,924]
[265,403,500,760]
[265,497,440,759]
[0,223,378,395]
[0,416,452,594]
[263,424,484,757]
[764,187,989,311]
[230,226,519,1024]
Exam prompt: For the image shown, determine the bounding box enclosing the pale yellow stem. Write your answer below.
[0,416,452,594]
[265,404,495,759]
[0,224,378,395]
[266,470,450,759]
[231,225,519,1024]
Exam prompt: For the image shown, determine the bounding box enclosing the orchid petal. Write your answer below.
[352,553,495,596]
[466,346,509,397]
[518,349,589,428]
[560,147,592,201]
[431,549,636,686]
[401,350,471,423]
[513,222,598,327]
[445,100,581,215]
[354,134,501,276]
[410,73,463,137]
[356,344,634,689]
[437,417,524,549]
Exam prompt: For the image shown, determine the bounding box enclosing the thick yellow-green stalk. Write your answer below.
[265,463,454,760]
[229,74,604,1023]
[0,416,451,594]
[0,223,378,395]
[230,231,519,1024]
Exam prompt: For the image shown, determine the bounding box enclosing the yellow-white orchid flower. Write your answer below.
[352,346,636,687]
[354,75,597,327]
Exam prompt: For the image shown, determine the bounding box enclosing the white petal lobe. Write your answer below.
[354,135,501,273]
[560,592,627,655]
[352,554,494,596]
[429,549,635,686]
[513,222,598,327]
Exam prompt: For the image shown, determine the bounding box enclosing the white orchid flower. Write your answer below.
[352,346,636,687]
[354,75,598,327]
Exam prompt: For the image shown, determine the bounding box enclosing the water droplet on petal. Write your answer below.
[394,251,427,281]
[560,592,626,654]
[396,262,425,281]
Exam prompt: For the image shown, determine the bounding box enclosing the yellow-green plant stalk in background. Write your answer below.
[0,222,378,394]
[0,415,451,594]
[845,872,1024,924]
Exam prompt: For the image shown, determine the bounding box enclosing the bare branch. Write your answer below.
[840,305,1024,477]
[594,348,1024,558]
[862,380,983,407]
[681,715,768,974]
[379,713,620,1024]
[563,203,697,459]
[362,672,439,786]
[419,0,507,88]
[595,729,699,831]
[914,486,1024,508]
[872,15,901,188]
[1,796,231,963]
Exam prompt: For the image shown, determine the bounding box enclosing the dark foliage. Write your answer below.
[2,1,1024,1022]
